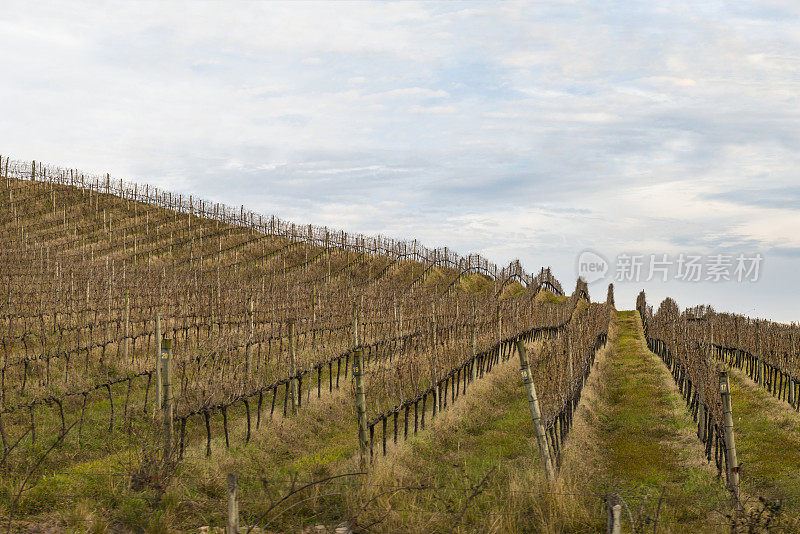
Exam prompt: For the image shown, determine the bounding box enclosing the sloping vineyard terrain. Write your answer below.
[637,292,800,530]
[0,157,613,532]
[10,155,798,532]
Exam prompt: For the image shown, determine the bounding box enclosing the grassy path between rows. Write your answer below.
[11,346,524,532]
[18,308,800,532]
[352,341,598,533]
[561,310,730,533]
[345,308,738,533]
[727,364,800,524]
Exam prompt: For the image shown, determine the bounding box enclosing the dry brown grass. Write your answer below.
[724,364,800,526]
[557,307,616,492]
[560,310,730,533]
[347,340,598,533]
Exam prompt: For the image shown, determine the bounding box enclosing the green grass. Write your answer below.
[457,272,495,294]
[562,310,729,533]
[352,352,597,533]
[728,368,800,518]
[536,289,567,305]
[17,310,799,532]
[2,383,361,532]
[150,387,360,532]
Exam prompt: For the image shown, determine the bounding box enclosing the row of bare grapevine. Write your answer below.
[636,292,731,482]
[0,154,569,478]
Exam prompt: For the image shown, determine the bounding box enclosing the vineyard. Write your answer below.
[636,291,800,531]
[0,157,613,532]
[2,155,799,533]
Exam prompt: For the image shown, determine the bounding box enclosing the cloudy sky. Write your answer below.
[2,1,799,321]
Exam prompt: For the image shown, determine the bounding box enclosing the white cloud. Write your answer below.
[1,0,800,320]
[378,87,450,99]
[408,104,457,114]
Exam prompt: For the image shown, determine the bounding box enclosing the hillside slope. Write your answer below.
[1,157,606,532]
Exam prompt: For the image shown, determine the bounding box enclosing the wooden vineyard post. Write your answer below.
[605,493,622,534]
[326,228,331,280]
[697,393,707,442]
[311,287,316,348]
[288,320,298,415]
[720,371,740,503]
[155,312,162,415]
[123,290,130,363]
[393,299,400,362]
[354,348,368,469]
[497,304,502,355]
[515,339,555,480]
[352,301,359,347]
[567,329,574,385]
[430,301,438,413]
[227,473,239,534]
[360,293,365,345]
[246,297,254,375]
[471,299,477,381]
[791,333,797,408]
[161,338,173,460]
